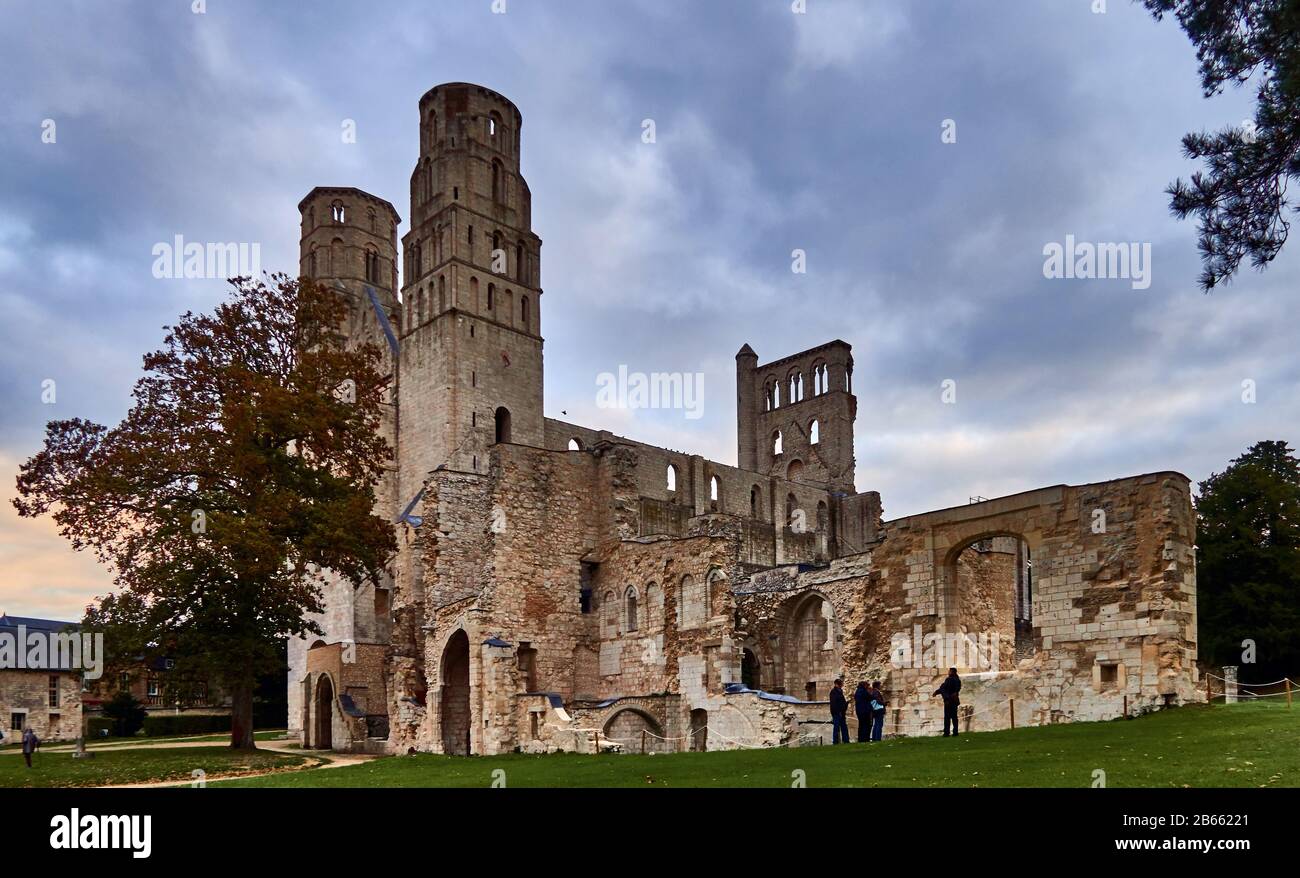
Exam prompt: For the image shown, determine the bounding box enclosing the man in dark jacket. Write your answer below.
[853,681,872,742]
[828,679,850,744]
[21,727,40,768]
[932,667,962,737]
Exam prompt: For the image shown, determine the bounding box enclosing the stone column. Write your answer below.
[1223,666,1238,704]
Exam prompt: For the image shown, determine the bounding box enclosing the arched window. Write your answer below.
[810,419,820,445]
[625,587,639,632]
[773,381,781,409]
[706,568,726,617]
[308,244,318,277]
[817,500,829,533]
[439,275,447,308]
[567,438,582,451]
[470,276,479,310]
[487,283,495,311]
[364,248,379,283]
[521,296,530,327]
[787,459,804,481]
[492,159,504,203]
[516,241,525,282]
[331,200,345,223]
[750,485,761,519]
[495,407,512,444]
[710,475,720,503]
[413,241,423,278]
[666,464,678,493]
[329,238,343,275]
[763,381,773,412]
[773,430,783,456]
[786,493,798,527]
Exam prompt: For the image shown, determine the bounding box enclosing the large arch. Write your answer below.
[781,591,840,701]
[440,629,471,755]
[601,708,666,754]
[943,531,1034,670]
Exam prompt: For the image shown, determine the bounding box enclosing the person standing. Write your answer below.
[829,678,850,744]
[21,727,40,768]
[870,680,888,742]
[853,681,872,742]
[933,668,962,737]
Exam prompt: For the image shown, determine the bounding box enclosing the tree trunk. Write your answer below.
[230,683,256,749]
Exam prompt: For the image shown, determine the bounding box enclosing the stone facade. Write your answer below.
[288,83,1201,754]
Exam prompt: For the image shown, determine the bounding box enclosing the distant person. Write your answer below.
[933,668,962,737]
[870,680,888,742]
[853,681,872,742]
[829,678,850,744]
[21,727,39,768]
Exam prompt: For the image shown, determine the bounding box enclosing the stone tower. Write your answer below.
[397,82,545,499]
[288,187,401,735]
[736,340,857,493]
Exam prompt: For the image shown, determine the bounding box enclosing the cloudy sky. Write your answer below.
[1,0,1295,619]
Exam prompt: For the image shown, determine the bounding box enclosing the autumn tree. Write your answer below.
[1140,0,1300,290]
[14,274,395,748]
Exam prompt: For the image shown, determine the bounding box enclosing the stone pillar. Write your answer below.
[1223,666,1238,704]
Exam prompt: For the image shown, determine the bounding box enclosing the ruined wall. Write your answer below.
[736,471,1201,735]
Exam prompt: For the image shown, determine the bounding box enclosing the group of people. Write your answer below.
[0,726,41,767]
[828,668,964,743]
[828,678,887,743]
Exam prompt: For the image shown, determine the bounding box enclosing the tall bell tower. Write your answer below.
[397,83,545,493]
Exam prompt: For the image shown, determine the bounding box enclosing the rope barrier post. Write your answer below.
[1223,666,1238,705]
[1009,698,1015,730]
[1123,694,1128,719]
[641,729,647,754]
[1206,673,1212,704]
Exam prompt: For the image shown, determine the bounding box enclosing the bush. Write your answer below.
[103,691,147,737]
[142,714,231,737]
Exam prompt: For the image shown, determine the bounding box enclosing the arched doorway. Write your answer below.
[602,709,666,754]
[440,630,471,755]
[314,674,334,750]
[494,407,512,444]
[689,708,708,752]
[741,648,761,690]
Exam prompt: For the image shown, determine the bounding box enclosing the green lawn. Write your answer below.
[220,701,1300,788]
[0,746,307,788]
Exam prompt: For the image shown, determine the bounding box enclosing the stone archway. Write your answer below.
[781,592,840,700]
[741,647,762,689]
[314,674,334,750]
[943,531,1034,670]
[602,708,666,754]
[440,630,471,755]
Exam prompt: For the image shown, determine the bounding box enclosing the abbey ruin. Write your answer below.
[289,83,1202,755]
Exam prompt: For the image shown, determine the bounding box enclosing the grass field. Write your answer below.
[0,746,308,788]
[219,701,1300,789]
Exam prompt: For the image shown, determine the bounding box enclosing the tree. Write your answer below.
[102,691,147,738]
[1195,440,1300,681]
[1140,0,1300,290]
[14,274,395,748]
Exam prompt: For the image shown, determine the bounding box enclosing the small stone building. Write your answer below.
[0,614,84,743]
[288,83,1201,755]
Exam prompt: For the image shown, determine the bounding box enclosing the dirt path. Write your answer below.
[103,742,378,788]
[4,735,379,786]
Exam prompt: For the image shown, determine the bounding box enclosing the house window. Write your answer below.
[147,679,160,697]
[10,713,24,731]
[49,675,59,708]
